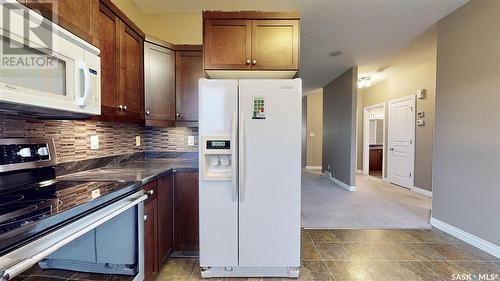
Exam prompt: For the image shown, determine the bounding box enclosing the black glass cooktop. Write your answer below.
[0,179,138,255]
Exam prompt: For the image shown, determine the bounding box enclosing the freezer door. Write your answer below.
[198,79,239,267]
[238,79,302,267]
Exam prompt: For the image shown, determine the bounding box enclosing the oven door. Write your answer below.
[0,1,100,115]
[0,190,147,281]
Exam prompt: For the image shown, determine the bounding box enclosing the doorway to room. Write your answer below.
[363,103,385,179]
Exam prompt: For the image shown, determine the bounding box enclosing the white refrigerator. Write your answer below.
[198,79,301,278]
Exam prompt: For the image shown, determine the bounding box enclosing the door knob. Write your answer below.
[176,113,181,118]
[252,59,257,65]
[143,215,148,221]
[146,110,151,115]
[148,190,154,195]
[246,59,251,65]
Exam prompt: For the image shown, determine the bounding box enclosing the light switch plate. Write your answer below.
[135,136,141,146]
[188,136,195,146]
[309,132,315,137]
[90,135,99,150]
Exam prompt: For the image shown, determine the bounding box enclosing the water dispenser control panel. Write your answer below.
[201,136,233,181]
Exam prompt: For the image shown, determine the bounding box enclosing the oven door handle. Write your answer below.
[0,192,147,281]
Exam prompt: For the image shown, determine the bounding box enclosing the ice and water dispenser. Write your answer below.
[201,137,233,181]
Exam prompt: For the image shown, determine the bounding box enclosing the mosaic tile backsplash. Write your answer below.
[0,115,199,163]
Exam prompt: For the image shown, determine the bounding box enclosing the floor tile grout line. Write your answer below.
[188,260,198,281]
[305,229,337,281]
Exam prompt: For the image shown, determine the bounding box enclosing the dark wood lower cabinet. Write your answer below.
[369,148,383,171]
[143,181,158,281]
[143,171,198,274]
[173,171,199,252]
[157,174,174,265]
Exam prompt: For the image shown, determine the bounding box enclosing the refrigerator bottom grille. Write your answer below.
[201,266,299,278]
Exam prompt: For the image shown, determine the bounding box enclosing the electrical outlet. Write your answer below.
[188,136,195,146]
[135,136,141,146]
[90,135,99,150]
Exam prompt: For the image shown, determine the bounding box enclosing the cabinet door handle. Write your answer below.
[143,215,148,221]
[146,110,151,115]
[389,148,394,151]
[252,59,257,65]
[246,59,251,65]
[123,105,128,111]
[118,105,123,110]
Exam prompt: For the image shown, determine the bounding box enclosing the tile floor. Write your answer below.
[14,229,499,281]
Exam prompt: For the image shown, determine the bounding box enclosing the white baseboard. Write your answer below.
[333,177,356,192]
[430,217,500,258]
[356,169,363,174]
[321,172,356,192]
[410,186,432,198]
[305,166,322,170]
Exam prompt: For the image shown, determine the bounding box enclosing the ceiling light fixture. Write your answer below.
[358,77,371,89]
[328,50,343,57]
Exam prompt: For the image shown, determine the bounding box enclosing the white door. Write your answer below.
[198,79,239,267]
[387,95,415,188]
[238,79,301,267]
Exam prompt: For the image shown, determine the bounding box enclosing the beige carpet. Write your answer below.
[301,170,432,229]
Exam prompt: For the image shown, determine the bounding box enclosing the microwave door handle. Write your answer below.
[77,60,91,107]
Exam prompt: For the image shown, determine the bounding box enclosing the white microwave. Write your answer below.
[0,1,101,117]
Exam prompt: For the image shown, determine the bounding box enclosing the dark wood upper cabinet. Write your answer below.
[157,174,174,266]
[25,0,98,43]
[251,20,299,70]
[173,171,199,252]
[176,50,204,122]
[92,0,145,124]
[119,23,144,118]
[144,42,176,127]
[204,19,252,70]
[95,3,119,112]
[203,12,300,71]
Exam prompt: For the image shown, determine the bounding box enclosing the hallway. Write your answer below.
[301,170,431,229]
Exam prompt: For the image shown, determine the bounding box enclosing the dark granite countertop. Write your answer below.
[57,153,198,185]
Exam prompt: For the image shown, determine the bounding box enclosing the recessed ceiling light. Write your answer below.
[328,50,343,57]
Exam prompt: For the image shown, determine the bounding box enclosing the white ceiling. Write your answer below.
[132,0,468,92]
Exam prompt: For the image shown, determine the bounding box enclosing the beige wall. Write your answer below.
[360,59,436,191]
[306,91,323,167]
[113,0,202,44]
[432,0,500,247]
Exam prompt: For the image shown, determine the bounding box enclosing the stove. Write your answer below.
[0,139,139,255]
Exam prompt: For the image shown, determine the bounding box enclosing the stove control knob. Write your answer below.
[17,148,32,157]
[37,147,49,156]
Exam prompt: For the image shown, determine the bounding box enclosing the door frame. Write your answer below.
[363,103,386,177]
[387,95,416,188]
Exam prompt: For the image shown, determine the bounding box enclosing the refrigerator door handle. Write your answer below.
[231,112,238,202]
[240,112,246,202]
